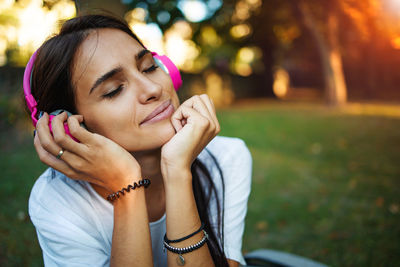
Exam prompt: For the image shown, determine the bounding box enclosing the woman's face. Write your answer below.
[71,28,180,152]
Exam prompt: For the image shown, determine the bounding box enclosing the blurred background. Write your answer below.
[0,0,399,266]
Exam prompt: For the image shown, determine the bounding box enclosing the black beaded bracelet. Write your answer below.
[164,222,205,244]
[106,178,151,203]
[163,230,208,266]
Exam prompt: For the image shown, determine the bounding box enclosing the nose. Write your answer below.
[134,74,163,104]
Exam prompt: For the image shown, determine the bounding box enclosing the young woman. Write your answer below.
[26,14,252,267]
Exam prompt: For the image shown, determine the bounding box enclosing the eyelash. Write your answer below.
[102,64,159,99]
[103,85,123,99]
[144,64,159,73]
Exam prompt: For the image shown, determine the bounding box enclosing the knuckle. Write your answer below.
[53,134,64,144]
[64,169,75,178]
[215,124,221,133]
[69,123,79,136]
[190,95,201,102]
[71,160,83,170]
[40,139,51,150]
[198,118,210,128]
[33,135,40,146]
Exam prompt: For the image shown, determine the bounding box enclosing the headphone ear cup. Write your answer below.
[153,54,182,91]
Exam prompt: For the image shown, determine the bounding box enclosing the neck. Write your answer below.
[131,148,166,222]
[132,147,163,185]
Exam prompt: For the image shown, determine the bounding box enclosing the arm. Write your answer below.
[160,95,221,267]
[164,170,214,267]
[111,186,153,266]
[34,112,153,266]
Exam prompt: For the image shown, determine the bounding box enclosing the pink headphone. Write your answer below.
[24,49,182,141]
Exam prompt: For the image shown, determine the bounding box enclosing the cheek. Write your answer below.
[82,99,137,137]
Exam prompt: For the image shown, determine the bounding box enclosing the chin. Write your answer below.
[128,119,176,152]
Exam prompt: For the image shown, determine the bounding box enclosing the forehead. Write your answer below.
[72,28,143,86]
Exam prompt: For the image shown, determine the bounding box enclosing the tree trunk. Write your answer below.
[297,1,347,105]
[74,0,128,17]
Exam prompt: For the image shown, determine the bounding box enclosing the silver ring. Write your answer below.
[56,149,64,159]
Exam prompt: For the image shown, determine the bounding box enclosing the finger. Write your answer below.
[51,112,88,155]
[67,115,93,144]
[36,112,64,157]
[199,94,219,132]
[199,94,216,113]
[171,105,209,131]
[181,95,214,127]
[34,133,78,179]
[170,110,183,132]
[36,113,86,166]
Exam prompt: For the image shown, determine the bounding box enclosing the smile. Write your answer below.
[140,99,175,126]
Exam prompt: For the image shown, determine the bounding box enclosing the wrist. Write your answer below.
[109,179,149,207]
[107,169,142,193]
[163,168,192,190]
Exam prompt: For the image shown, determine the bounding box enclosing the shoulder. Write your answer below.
[198,135,252,193]
[29,168,89,217]
[28,169,111,264]
[201,135,252,167]
[28,168,109,236]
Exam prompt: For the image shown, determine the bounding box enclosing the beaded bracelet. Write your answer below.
[106,178,151,203]
[163,230,208,266]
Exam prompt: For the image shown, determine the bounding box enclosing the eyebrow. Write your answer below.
[89,67,122,94]
[89,49,151,94]
[136,49,151,61]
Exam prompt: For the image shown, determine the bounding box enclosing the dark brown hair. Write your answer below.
[30,14,229,266]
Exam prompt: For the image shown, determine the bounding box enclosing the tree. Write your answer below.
[121,0,388,105]
[288,0,383,105]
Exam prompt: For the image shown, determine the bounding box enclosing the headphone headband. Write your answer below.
[23,50,39,126]
[151,52,182,90]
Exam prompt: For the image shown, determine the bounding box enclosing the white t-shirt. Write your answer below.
[29,136,252,266]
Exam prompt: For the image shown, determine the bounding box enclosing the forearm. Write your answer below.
[111,187,153,267]
[164,170,215,267]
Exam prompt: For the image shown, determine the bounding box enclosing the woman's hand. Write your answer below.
[160,94,220,182]
[34,112,141,192]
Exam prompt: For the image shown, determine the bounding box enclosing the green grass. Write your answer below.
[0,129,46,267]
[1,102,400,266]
[218,102,400,266]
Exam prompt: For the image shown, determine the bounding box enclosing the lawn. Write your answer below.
[1,101,399,266]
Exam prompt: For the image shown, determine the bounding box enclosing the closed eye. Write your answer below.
[143,65,159,73]
[103,85,123,99]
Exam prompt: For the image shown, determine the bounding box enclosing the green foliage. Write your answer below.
[1,102,399,266]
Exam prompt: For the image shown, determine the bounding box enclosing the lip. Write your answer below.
[140,99,174,126]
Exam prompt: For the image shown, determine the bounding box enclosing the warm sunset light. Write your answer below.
[127,12,201,72]
[204,71,234,106]
[273,68,290,99]
[164,21,200,72]
[0,0,75,66]
[233,46,262,76]
[386,0,400,11]
[230,24,252,39]
[391,36,400,49]
[200,26,222,47]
